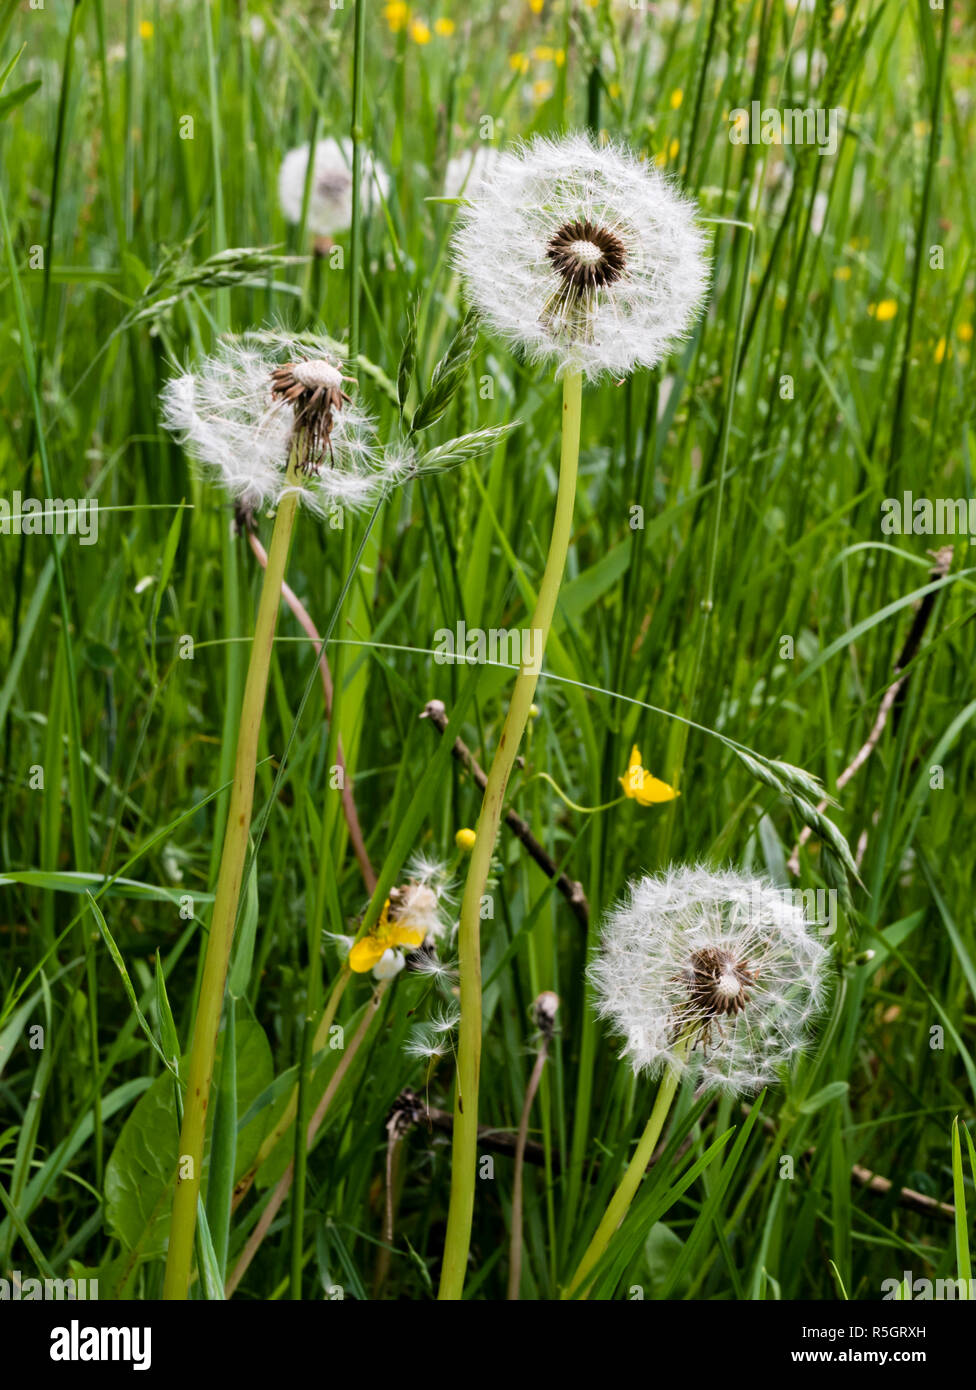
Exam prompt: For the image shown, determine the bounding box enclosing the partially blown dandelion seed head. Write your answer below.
[451,132,710,381]
[160,333,401,518]
[589,865,830,1096]
[278,137,390,237]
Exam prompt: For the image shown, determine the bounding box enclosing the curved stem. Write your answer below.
[224,980,387,1297]
[164,488,299,1300]
[566,1051,686,1299]
[246,530,376,892]
[508,1040,550,1300]
[438,371,582,1300]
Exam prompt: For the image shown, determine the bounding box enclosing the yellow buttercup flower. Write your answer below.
[509,52,530,74]
[619,746,680,806]
[410,18,432,43]
[349,891,430,973]
[529,0,544,11]
[833,265,851,281]
[435,17,455,35]
[958,322,973,342]
[139,20,154,39]
[384,1,410,32]
[934,337,947,364]
[669,88,683,109]
[455,827,477,853]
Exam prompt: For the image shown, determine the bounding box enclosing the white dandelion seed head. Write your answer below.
[159,333,394,515]
[589,865,831,1097]
[278,137,390,237]
[451,132,710,382]
[443,145,504,199]
[373,948,406,981]
[389,863,453,941]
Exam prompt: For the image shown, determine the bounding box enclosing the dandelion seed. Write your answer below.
[451,132,710,380]
[589,865,830,1096]
[278,137,390,239]
[160,333,400,519]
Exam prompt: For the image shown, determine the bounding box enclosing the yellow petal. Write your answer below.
[633,776,680,806]
[349,936,387,973]
[391,923,426,950]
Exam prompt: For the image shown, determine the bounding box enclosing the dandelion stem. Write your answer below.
[566,1057,683,1299]
[163,485,300,1301]
[438,370,582,1300]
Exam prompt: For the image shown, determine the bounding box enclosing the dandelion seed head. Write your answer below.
[278,137,390,237]
[589,865,830,1096]
[159,333,395,516]
[451,132,710,381]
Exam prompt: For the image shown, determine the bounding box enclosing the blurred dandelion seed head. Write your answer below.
[278,137,390,237]
[451,131,710,380]
[590,865,830,1096]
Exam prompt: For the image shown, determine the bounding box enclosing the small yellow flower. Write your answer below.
[958,322,973,342]
[455,827,477,853]
[532,45,556,61]
[935,337,947,364]
[554,48,565,67]
[654,151,667,168]
[435,17,455,35]
[871,299,898,322]
[509,52,530,74]
[609,81,622,99]
[669,88,683,110]
[384,1,410,32]
[349,898,426,973]
[533,79,553,102]
[529,0,545,10]
[619,746,680,806]
[139,19,154,39]
[410,18,432,43]
[833,265,852,281]
[668,137,680,160]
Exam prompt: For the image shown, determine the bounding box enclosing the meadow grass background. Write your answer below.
[0,0,974,1301]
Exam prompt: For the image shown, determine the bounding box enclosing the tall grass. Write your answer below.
[0,0,973,1301]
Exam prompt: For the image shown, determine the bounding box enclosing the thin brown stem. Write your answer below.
[247,529,376,894]
[421,698,589,931]
[508,1040,550,1300]
[224,981,388,1296]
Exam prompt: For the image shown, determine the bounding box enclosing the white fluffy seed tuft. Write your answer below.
[451,132,711,381]
[159,333,409,516]
[278,137,390,237]
[589,865,831,1096]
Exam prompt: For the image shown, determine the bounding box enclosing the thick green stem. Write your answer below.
[438,371,582,1300]
[566,1052,686,1298]
[163,489,299,1300]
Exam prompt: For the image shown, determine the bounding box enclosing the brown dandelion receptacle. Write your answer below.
[270,358,354,473]
[678,945,757,1053]
[542,217,628,343]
